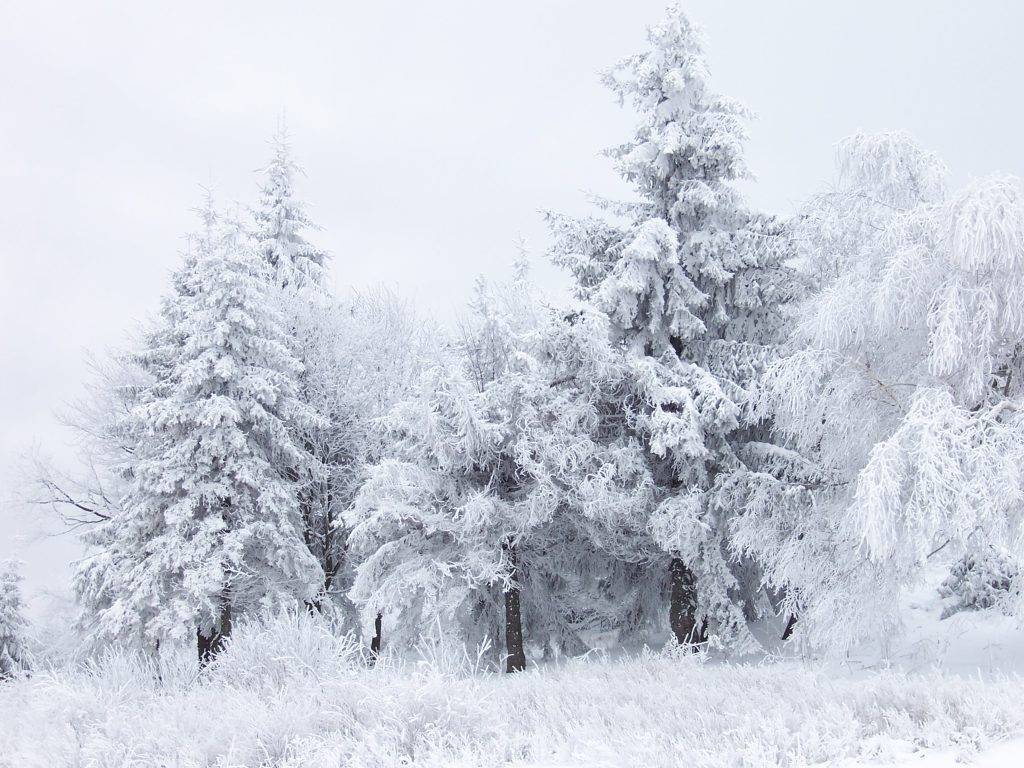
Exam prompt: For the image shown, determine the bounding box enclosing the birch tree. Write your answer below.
[738,132,1024,652]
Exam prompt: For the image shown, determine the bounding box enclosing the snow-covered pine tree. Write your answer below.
[76,202,323,660]
[348,264,719,665]
[250,129,341,614]
[347,272,545,671]
[518,302,689,655]
[72,193,223,640]
[739,131,1024,653]
[252,126,329,290]
[0,561,30,679]
[546,5,798,650]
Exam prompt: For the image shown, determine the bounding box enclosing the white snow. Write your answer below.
[1,609,1022,767]
[7,5,1024,767]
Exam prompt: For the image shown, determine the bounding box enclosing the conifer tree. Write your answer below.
[0,561,30,680]
[252,126,329,290]
[250,128,359,617]
[547,5,798,649]
[76,203,323,659]
[74,193,221,645]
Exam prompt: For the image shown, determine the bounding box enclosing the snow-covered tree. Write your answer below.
[283,287,434,624]
[738,131,1024,652]
[546,5,798,649]
[519,301,707,654]
[252,126,329,290]
[0,561,30,679]
[347,272,546,671]
[75,203,323,660]
[348,261,742,665]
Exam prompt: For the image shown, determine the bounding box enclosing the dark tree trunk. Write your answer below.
[669,557,706,648]
[197,604,232,666]
[369,612,383,659]
[781,613,798,641]
[321,497,339,603]
[503,540,527,673]
[302,486,340,615]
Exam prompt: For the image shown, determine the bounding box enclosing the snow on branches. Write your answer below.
[546,4,799,651]
[76,203,323,650]
[745,131,1024,652]
[0,561,30,679]
[252,126,329,290]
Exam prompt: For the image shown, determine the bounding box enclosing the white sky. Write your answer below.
[3,0,1024,612]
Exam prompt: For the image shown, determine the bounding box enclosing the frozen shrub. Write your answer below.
[413,621,496,679]
[204,608,364,692]
[939,550,1020,618]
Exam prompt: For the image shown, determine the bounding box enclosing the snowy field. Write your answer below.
[0,610,1022,768]
[6,3,1024,767]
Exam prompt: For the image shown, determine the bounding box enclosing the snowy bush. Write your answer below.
[203,608,365,693]
[939,550,1020,618]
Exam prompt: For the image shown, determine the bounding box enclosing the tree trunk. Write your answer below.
[369,612,383,659]
[197,604,232,666]
[781,613,797,641]
[669,557,705,648]
[503,540,527,673]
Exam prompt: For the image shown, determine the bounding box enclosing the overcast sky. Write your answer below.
[3,0,1024,612]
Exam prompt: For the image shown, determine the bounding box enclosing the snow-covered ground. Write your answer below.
[2,604,1023,768]
[869,563,1024,680]
[873,739,1024,768]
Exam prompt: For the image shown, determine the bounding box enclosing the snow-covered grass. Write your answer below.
[1,612,1022,767]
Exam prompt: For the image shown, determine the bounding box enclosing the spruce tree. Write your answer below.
[0,561,29,680]
[547,5,798,649]
[251,130,347,613]
[252,126,329,290]
[76,203,322,659]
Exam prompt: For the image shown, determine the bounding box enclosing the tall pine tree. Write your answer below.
[253,126,329,290]
[547,5,798,650]
[76,202,322,659]
[0,561,29,680]
[250,129,358,619]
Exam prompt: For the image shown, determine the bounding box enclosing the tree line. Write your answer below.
[30,5,1024,670]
